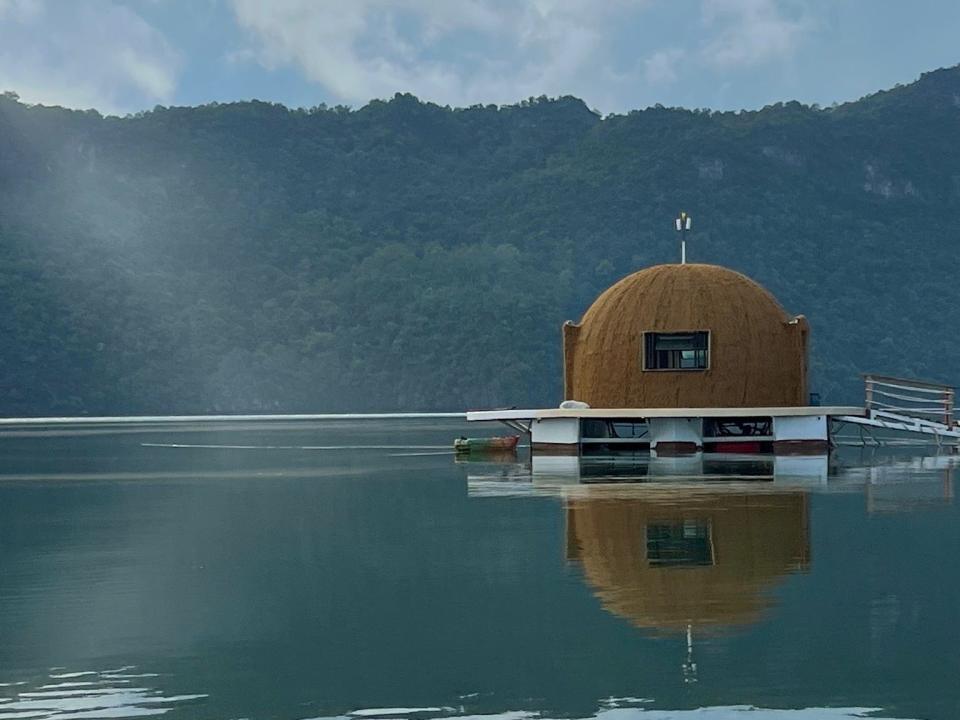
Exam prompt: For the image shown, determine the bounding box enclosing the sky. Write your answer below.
[1,0,959,116]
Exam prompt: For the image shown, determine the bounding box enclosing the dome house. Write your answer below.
[562,263,809,409]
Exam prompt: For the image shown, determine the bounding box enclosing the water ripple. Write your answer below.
[302,707,913,720]
[0,668,205,720]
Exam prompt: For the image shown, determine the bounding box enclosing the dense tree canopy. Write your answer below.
[0,68,958,416]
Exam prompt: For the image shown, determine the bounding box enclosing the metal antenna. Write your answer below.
[675,211,692,264]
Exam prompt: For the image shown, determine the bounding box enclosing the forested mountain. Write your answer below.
[1,66,959,415]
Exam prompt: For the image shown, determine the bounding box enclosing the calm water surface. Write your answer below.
[1,419,958,720]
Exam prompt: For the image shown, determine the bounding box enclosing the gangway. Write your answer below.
[833,374,959,448]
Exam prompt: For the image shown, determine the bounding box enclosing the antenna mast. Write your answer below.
[675,211,691,264]
[682,623,698,684]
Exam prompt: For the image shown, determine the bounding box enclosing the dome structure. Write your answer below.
[565,491,810,632]
[563,263,809,408]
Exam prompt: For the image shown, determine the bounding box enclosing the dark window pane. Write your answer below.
[644,332,709,370]
[646,521,714,567]
[655,334,697,350]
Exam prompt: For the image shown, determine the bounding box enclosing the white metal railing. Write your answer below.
[864,374,955,427]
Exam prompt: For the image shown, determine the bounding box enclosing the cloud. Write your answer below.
[228,0,817,111]
[644,49,684,85]
[229,0,650,110]
[0,0,819,115]
[700,0,810,68]
[0,0,43,22]
[0,0,180,114]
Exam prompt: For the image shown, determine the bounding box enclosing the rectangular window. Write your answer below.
[643,331,709,371]
[646,521,714,567]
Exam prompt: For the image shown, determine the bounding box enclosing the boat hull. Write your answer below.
[454,435,520,453]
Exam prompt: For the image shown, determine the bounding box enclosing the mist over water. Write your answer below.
[0,418,957,719]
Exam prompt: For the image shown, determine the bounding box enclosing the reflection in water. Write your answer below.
[467,451,958,516]
[463,451,957,696]
[565,491,809,631]
[563,489,810,684]
[0,667,205,719]
[321,708,915,720]
[2,422,959,720]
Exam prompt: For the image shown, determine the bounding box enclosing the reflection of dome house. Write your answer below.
[565,492,810,632]
[563,264,809,409]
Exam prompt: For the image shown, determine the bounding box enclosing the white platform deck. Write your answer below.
[467,406,864,422]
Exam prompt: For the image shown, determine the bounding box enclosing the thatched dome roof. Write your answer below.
[563,263,809,408]
[581,264,788,327]
[566,492,810,633]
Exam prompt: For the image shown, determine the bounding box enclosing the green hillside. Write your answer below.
[1,66,959,415]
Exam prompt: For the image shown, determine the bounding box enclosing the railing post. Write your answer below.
[946,387,955,427]
[864,375,874,414]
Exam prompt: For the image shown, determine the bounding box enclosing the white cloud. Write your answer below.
[0,0,44,22]
[644,49,684,85]
[229,0,650,110]
[0,0,180,114]
[700,0,810,68]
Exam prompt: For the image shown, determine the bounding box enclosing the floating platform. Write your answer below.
[467,406,861,454]
[468,376,960,455]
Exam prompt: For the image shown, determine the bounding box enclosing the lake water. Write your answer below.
[1,419,958,720]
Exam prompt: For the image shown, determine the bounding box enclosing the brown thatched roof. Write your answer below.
[563,263,809,408]
[566,491,810,633]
